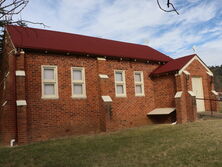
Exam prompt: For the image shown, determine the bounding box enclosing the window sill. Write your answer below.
[41,96,59,100]
[71,96,87,99]
[115,95,127,98]
[135,95,145,97]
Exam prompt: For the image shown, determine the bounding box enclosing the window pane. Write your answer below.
[44,84,55,95]
[115,72,123,81]
[44,69,54,80]
[117,85,124,94]
[136,85,142,94]
[135,73,141,82]
[74,84,83,95]
[73,70,82,80]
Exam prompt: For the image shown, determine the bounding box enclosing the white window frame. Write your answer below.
[114,70,126,97]
[134,71,145,96]
[71,67,87,98]
[41,65,59,99]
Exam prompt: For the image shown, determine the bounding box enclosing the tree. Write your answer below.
[0,0,27,52]
[157,0,179,15]
[210,66,222,92]
[0,0,46,53]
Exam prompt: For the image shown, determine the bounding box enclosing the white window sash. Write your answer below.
[41,65,59,99]
[114,70,126,97]
[71,67,86,98]
[134,71,145,96]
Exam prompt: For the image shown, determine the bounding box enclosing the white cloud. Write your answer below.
[15,0,222,65]
[149,27,202,53]
[196,39,222,66]
[74,0,173,37]
[181,2,217,23]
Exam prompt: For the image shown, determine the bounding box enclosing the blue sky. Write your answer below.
[16,0,222,65]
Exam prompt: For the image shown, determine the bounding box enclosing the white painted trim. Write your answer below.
[134,71,145,96]
[97,57,106,61]
[101,96,112,102]
[207,72,214,77]
[178,55,213,75]
[174,91,183,98]
[188,91,195,96]
[99,74,109,79]
[114,70,127,97]
[2,101,7,107]
[148,108,175,115]
[16,100,27,106]
[183,71,190,75]
[212,90,219,96]
[175,74,179,77]
[41,65,59,99]
[20,50,25,55]
[15,70,25,76]
[71,67,87,98]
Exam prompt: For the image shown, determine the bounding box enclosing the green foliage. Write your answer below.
[1,120,222,167]
[209,66,222,92]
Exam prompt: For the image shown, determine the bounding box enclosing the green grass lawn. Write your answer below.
[1,120,222,167]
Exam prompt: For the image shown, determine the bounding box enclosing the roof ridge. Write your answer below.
[174,54,196,60]
[6,25,156,48]
[151,54,197,76]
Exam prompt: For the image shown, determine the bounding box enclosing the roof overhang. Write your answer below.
[147,108,176,116]
[6,25,172,63]
[178,55,213,76]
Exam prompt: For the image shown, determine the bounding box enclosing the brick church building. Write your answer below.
[0,25,218,145]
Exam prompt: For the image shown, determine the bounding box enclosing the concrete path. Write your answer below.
[198,111,222,119]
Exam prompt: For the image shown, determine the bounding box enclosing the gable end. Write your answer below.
[178,55,213,76]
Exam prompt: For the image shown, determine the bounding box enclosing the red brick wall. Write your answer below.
[98,59,158,131]
[1,42,215,144]
[175,58,213,123]
[25,53,162,142]
[185,59,212,111]
[25,53,102,142]
[153,75,176,108]
[0,33,17,145]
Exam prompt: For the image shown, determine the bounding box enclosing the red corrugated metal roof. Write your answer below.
[6,25,172,62]
[151,54,196,75]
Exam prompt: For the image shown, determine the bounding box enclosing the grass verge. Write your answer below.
[1,120,222,167]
